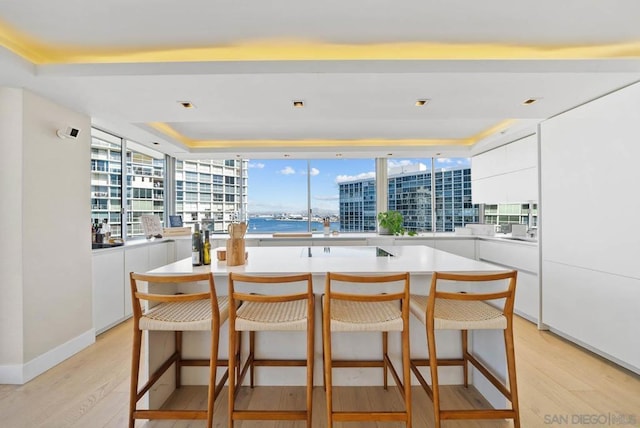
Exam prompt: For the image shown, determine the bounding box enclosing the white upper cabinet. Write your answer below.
[471,134,538,204]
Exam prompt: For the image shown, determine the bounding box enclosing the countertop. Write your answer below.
[149,244,507,276]
[92,232,537,252]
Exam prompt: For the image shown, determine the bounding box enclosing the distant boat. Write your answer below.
[276,213,307,221]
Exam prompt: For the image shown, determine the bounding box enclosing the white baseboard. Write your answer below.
[0,328,95,384]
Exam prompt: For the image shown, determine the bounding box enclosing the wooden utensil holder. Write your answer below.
[226,238,246,266]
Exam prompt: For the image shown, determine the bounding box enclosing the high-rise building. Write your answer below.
[91,129,248,238]
[339,166,480,232]
[175,159,248,234]
[91,129,165,238]
[339,179,377,232]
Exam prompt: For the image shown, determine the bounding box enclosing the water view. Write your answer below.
[246,217,340,234]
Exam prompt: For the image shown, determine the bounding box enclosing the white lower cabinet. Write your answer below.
[93,240,173,335]
[476,239,539,323]
[434,239,476,259]
[174,237,192,260]
[92,250,125,334]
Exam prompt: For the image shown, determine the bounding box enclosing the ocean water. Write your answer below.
[246,217,340,234]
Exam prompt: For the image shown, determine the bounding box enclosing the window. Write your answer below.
[90,129,123,238]
[386,157,478,232]
[90,128,165,241]
[125,140,165,238]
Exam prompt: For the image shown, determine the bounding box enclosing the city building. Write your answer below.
[339,164,479,233]
[175,159,248,233]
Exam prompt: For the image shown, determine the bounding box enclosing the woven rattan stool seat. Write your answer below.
[235,299,308,331]
[140,296,230,331]
[410,294,506,330]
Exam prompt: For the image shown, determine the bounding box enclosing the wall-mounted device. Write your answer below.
[56,126,81,140]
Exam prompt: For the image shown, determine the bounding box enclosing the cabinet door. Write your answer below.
[124,246,149,318]
[435,239,475,259]
[149,242,170,270]
[92,250,125,334]
[476,240,539,322]
[175,238,192,261]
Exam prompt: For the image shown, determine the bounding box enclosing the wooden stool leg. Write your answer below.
[249,331,256,388]
[462,329,469,388]
[383,331,389,389]
[505,326,521,428]
[426,323,441,428]
[207,328,219,428]
[228,322,237,428]
[175,331,182,387]
[306,299,315,428]
[323,310,333,427]
[402,322,412,428]
[129,328,142,428]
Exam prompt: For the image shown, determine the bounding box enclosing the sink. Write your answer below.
[92,242,124,249]
[501,236,537,243]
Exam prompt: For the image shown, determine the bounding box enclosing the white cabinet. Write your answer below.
[434,239,475,259]
[472,134,538,204]
[93,240,176,335]
[124,246,150,318]
[476,239,539,322]
[92,250,125,334]
[540,83,640,374]
[174,237,192,260]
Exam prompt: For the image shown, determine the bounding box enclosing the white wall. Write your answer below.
[540,82,640,373]
[0,88,25,374]
[0,88,94,383]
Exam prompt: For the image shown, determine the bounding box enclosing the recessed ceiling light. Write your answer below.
[415,99,430,107]
[178,101,195,109]
[522,98,539,105]
[292,100,305,108]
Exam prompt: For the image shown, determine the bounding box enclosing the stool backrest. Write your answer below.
[428,270,518,318]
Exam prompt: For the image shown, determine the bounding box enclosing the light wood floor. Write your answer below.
[1,316,638,427]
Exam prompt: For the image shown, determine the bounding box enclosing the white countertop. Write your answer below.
[149,245,506,276]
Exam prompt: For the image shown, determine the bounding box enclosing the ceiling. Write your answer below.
[1,0,640,159]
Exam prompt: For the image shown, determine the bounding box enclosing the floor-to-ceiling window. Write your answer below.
[125,141,165,237]
[91,128,165,240]
[91,129,123,238]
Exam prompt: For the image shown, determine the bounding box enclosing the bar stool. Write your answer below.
[409,270,520,428]
[227,272,315,428]
[128,272,231,428]
[323,272,411,428]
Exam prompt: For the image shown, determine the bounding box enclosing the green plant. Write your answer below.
[377,211,405,235]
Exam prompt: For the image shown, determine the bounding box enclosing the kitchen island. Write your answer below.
[145,245,510,409]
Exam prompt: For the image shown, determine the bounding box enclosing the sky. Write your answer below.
[246,157,471,214]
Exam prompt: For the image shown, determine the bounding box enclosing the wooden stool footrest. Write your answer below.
[333,411,408,422]
[411,358,465,367]
[233,410,308,420]
[331,359,384,368]
[252,359,307,367]
[441,409,517,420]
[133,410,207,420]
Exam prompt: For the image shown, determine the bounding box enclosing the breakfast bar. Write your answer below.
[145,245,510,409]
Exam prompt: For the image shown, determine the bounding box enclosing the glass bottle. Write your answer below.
[203,230,211,265]
[192,223,202,266]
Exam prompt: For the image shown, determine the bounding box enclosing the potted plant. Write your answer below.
[377,210,405,235]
